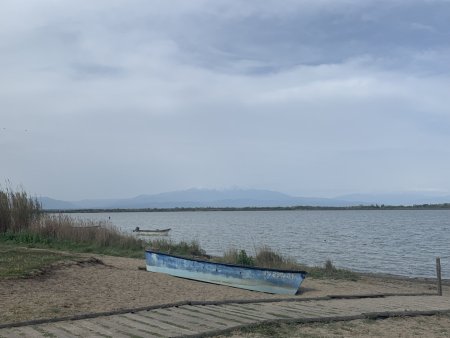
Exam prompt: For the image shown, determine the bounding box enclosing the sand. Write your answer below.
[0,253,443,326]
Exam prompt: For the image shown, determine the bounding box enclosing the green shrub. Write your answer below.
[236,249,255,266]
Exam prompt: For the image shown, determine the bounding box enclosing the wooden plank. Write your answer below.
[115,314,176,337]
[159,308,223,330]
[53,322,98,337]
[272,304,338,318]
[131,311,196,335]
[224,304,282,319]
[188,305,255,324]
[152,308,209,331]
[77,320,126,338]
[281,301,347,314]
[205,304,267,321]
[216,305,278,320]
[121,313,175,337]
[94,317,151,338]
[8,326,47,338]
[265,303,339,318]
[172,307,239,327]
[166,307,232,327]
[0,328,25,338]
[38,324,78,338]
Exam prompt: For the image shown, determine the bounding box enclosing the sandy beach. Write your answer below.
[0,252,444,327]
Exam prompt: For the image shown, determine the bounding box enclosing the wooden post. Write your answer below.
[436,257,442,296]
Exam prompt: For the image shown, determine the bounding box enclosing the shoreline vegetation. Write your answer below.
[44,203,450,213]
[0,186,357,280]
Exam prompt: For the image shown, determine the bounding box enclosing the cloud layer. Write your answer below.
[1,0,450,199]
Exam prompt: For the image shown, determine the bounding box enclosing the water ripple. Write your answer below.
[68,210,450,278]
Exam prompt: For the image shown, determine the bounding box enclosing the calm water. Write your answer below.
[66,210,450,278]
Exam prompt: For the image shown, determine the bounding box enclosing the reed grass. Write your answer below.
[255,245,300,270]
[0,214,146,258]
[0,186,41,233]
[147,238,207,258]
[218,246,299,269]
[219,246,359,280]
[0,186,146,257]
[221,248,255,266]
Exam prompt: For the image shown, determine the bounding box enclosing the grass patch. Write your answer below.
[217,247,358,280]
[220,248,255,266]
[255,246,301,270]
[146,238,208,258]
[0,229,145,258]
[0,244,76,278]
[299,259,359,280]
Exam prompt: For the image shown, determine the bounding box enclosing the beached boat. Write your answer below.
[145,250,307,295]
[133,227,171,235]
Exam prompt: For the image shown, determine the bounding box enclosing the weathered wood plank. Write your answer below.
[214,304,278,320]
[94,317,153,338]
[3,295,450,338]
[38,324,78,338]
[52,322,97,337]
[0,328,25,338]
[121,313,178,337]
[159,308,222,330]
[131,311,196,335]
[189,305,255,324]
[222,304,281,319]
[76,320,126,338]
[172,307,244,327]
[9,326,48,338]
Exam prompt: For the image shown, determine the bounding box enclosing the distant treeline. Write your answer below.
[44,203,450,213]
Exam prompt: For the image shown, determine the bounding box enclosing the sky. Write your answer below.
[1,0,450,200]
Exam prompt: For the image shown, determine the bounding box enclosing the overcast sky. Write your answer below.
[1,0,450,200]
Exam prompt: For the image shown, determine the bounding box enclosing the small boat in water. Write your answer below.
[145,250,307,295]
[133,227,171,235]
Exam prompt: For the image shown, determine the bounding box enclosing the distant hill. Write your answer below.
[39,188,355,210]
[39,188,450,210]
[38,197,78,210]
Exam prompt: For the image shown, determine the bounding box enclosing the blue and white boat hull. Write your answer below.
[145,250,307,295]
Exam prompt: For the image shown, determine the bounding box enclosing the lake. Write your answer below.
[66,210,450,278]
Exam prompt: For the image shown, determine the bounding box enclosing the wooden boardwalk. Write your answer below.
[1,295,450,338]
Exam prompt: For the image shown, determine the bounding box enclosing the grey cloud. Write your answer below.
[0,0,450,199]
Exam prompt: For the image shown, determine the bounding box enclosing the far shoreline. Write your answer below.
[44,203,450,213]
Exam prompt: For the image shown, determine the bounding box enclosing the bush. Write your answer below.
[237,250,255,266]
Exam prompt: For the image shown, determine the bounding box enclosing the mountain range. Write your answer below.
[38,188,450,210]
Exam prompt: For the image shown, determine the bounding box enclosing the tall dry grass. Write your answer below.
[0,186,144,255]
[254,245,300,270]
[0,186,41,233]
[219,246,300,269]
[32,214,143,250]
